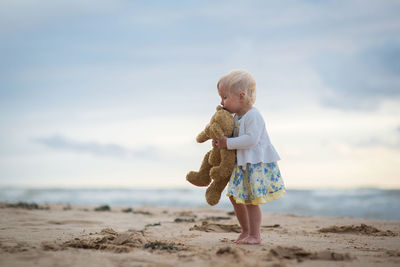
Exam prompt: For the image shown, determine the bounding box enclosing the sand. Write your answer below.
[0,202,399,267]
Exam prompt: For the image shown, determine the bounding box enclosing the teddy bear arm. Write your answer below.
[209,122,225,139]
[196,130,210,143]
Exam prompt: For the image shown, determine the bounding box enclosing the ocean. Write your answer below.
[0,187,399,221]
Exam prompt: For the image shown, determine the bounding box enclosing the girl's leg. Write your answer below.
[229,196,249,243]
[238,204,262,244]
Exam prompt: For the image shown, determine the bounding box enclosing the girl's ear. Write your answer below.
[239,91,246,99]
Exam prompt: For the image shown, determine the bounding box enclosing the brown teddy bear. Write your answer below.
[186,106,236,206]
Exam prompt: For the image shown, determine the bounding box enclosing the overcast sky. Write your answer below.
[1,0,399,189]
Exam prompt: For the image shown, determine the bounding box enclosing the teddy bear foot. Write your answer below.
[205,187,222,206]
[186,172,211,187]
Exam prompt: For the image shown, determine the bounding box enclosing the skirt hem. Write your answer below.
[227,189,286,205]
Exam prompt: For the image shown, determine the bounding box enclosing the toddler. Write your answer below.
[214,70,286,245]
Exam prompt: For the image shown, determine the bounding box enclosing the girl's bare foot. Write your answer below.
[234,232,249,243]
[237,235,261,245]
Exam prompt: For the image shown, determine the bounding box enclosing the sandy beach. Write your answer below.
[0,202,399,267]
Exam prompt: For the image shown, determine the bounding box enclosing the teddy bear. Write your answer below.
[186,106,236,206]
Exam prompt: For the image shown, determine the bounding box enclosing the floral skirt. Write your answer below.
[226,162,286,205]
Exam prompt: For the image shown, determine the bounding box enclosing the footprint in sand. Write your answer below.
[42,228,146,253]
[189,221,241,233]
[174,218,196,223]
[318,224,398,237]
[42,228,187,254]
[47,220,102,225]
[0,241,32,253]
[201,216,231,221]
[267,246,354,262]
[216,246,244,259]
[174,211,197,218]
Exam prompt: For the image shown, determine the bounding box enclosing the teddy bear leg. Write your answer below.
[186,151,212,187]
[205,179,230,206]
[209,149,236,181]
[208,148,221,166]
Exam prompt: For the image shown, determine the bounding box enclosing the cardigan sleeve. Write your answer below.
[226,111,263,150]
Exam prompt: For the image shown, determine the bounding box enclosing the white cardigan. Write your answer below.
[227,107,280,168]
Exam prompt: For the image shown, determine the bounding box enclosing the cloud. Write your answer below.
[355,126,400,150]
[0,0,120,34]
[314,40,400,110]
[357,137,400,150]
[33,134,159,160]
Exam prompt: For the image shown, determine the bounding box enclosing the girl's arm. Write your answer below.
[226,112,263,150]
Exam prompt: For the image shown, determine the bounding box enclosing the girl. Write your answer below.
[214,70,286,245]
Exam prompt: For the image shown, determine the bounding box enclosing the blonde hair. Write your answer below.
[217,70,256,106]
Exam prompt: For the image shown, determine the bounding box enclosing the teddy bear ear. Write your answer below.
[216,105,223,111]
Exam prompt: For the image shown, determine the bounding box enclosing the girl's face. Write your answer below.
[218,86,242,114]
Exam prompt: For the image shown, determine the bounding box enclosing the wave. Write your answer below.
[0,187,399,221]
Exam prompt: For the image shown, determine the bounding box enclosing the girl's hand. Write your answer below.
[215,137,227,149]
[212,139,217,148]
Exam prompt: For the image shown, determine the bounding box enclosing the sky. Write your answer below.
[1,0,399,189]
